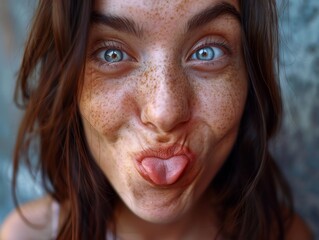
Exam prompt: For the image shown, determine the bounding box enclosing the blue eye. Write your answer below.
[96,48,130,63]
[191,46,223,61]
[104,49,124,63]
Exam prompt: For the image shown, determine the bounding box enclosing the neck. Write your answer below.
[112,193,221,240]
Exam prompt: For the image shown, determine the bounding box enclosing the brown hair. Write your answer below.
[13,0,292,239]
[212,0,293,239]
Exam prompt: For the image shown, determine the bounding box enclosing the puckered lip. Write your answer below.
[135,144,196,163]
[134,144,196,186]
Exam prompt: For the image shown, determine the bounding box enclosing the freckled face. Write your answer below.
[80,0,247,223]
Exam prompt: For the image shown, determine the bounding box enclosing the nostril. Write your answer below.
[140,102,191,134]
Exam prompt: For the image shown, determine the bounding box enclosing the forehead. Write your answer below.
[93,0,240,29]
[94,0,239,10]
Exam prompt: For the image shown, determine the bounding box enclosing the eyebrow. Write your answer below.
[90,2,241,37]
[91,12,144,37]
[187,2,241,32]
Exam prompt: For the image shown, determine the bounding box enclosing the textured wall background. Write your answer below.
[0,0,318,238]
[273,0,319,236]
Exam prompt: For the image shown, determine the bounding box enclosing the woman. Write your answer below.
[0,0,313,239]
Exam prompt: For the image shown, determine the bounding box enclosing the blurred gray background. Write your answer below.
[0,0,318,238]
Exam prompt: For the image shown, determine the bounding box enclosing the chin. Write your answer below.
[121,185,195,224]
[132,204,188,224]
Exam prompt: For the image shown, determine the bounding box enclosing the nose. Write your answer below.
[140,62,191,133]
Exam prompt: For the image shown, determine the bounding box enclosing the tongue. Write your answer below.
[141,156,188,185]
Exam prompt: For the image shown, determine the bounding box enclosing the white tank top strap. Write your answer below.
[106,230,115,239]
[51,200,60,239]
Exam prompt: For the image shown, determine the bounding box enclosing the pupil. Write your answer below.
[201,51,208,57]
[105,49,123,62]
[196,47,214,61]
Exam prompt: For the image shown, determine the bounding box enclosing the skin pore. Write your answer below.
[80,0,247,239]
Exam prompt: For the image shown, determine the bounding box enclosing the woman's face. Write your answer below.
[80,0,247,223]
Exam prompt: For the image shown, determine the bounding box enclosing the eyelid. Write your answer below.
[187,37,233,61]
[89,40,135,63]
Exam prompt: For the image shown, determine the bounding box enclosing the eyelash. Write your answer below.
[89,39,232,71]
[189,40,232,61]
[89,41,133,68]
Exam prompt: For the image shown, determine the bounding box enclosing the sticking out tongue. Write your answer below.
[141,156,188,185]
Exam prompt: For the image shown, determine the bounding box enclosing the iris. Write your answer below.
[104,49,123,63]
[195,47,215,61]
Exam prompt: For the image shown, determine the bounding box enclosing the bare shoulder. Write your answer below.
[0,195,55,240]
[286,213,314,240]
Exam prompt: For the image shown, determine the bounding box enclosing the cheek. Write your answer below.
[194,71,247,136]
[79,70,134,138]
